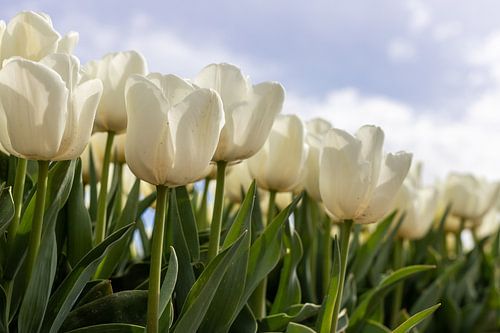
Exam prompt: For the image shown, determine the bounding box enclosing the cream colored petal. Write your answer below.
[40,53,80,92]
[125,75,172,185]
[303,133,322,201]
[167,89,224,186]
[193,63,250,108]
[54,79,102,160]
[1,11,60,61]
[359,152,412,224]
[306,117,332,136]
[0,58,68,160]
[147,73,195,105]
[112,133,126,164]
[214,81,284,161]
[57,31,79,54]
[225,160,253,203]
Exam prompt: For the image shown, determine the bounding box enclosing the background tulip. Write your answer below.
[320,125,412,224]
[0,55,102,161]
[125,73,224,186]
[85,50,147,134]
[225,160,253,204]
[194,63,285,162]
[0,11,78,64]
[248,114,307,192]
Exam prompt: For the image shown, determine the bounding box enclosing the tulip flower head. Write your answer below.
[248,114,308,192]
[319,125,412,224]
[85,50,147,134]
[194,63,285,162]
[125,73,224,186]
[0,54,103,161]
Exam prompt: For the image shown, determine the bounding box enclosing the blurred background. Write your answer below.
[3,0,500,183]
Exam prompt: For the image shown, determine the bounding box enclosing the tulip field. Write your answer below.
[0,10,499,333]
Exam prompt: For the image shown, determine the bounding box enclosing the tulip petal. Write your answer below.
[167,89,224,186]
[125,75,173,185]
[54,79,103,160]
[306,117,332,135]
[40,53,80,92]
[147,73,195,105]
[0,58,68,160]
[193,63,249,108]
[358,152,412,224]
[1,11,60,61]
[57,31,79,54]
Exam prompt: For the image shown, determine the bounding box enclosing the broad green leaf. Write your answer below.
[175,186,200,261]
[318,236,340,333]
[159,247,178,330]
[61,290,147,331]
[0,182,14,232]
[261,303,321,332]
[361,320,391,333]
[67,160,93,267]
[41,224,133,333]
[65,323,145,333]
[0,285,6,333]
[76,280,113,307]
[199,182,256,333]
[229,305,258,333]
[172,232,248,333]
[286,322,316,333]
[392,303,441,333]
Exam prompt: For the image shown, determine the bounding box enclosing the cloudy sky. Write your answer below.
[3,0,500,182]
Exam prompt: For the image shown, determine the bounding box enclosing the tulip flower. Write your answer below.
[318,125,411,333]
[225,161,253,204]
[125,72,224,333]
[0,54,102,280]
[84,50,147,245]
[0,11,78,64]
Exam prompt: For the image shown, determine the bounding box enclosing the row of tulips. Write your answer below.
[0,10,498,333]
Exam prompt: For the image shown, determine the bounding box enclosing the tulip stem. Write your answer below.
[322,218,332,295]
[6,158,27,248]
[146,185,169,333]
[330,219,353,333]
[207,160,227,261]
[94,131,115,245]
[267,190,277,224]
[25,160,49,281]
[391,238,405,328]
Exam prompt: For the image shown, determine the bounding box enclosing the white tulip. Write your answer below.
[248,114,307,192]
[125,73,224,186]
[85,50,147,134]
[225,160,253,203]
[320,125,412,224]
[194,63,285,162]
[0,55,102,161]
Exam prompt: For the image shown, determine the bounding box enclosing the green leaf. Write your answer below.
[286,322,316,333]
[158,247,178,332]
[41,224,133,333]
[0,182,14,232]
[199,182,256,333]
[172,232,248,333]
[361,320,391,333]
[317,236,340,333]
[65,323,145,333]
[349,265,435,332]
[67,160,93,267]
[175,186,200,261]
[261,303,321,331]
[392,303,441,333]
[61,290,148,331]
[229,304,258,333]
[76,280,113,307]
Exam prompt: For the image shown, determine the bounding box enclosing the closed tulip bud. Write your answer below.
[393,181,438,240]
[0,54,102,160]
[475,207,500,239]
[320,125,412,224]
[248,114,307,192]
[0,11,78,63]
[194,63,285,162]
[302,118,333,201]
[443,173,500,221]
[125,73,224,186]
[85,50,147,134]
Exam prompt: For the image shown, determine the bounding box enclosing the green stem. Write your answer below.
[25,160,49,281]
[391,238,405,327]
[94,131,115,245]
[322,218,333,296]
[198,177,211,230]
[146,185,169,333]
[267,190,277,224]
[6,158,27,248]
[207,160,227,261]
[113,162,124,221]
[330,219,353,333]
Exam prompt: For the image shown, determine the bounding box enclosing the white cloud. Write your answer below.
[432,21,462,41]
[406,0,432,33]
[387,38,417,62]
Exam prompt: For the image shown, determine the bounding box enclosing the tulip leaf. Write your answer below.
[0,182,14,232]
[349,265,435,332]
[76,280,114,307]
[0,285,7,333]
[87,146,98,221]
[286,322,316,333]
[175,186,200,261]
[172,232,248,333]
[199,181,256,333]
[67,160,93,267]
[64,323,145,333]
[392,303,441,333]
[361,320,391,333]
[41,224,133,333]
[261,303,321,331]
[229,304,258,333]
[158,247,178,332]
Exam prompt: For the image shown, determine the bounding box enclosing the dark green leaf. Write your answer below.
[65,323,145,333]
[392,303,441,333]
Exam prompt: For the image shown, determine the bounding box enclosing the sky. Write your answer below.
[3,0,500,183]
